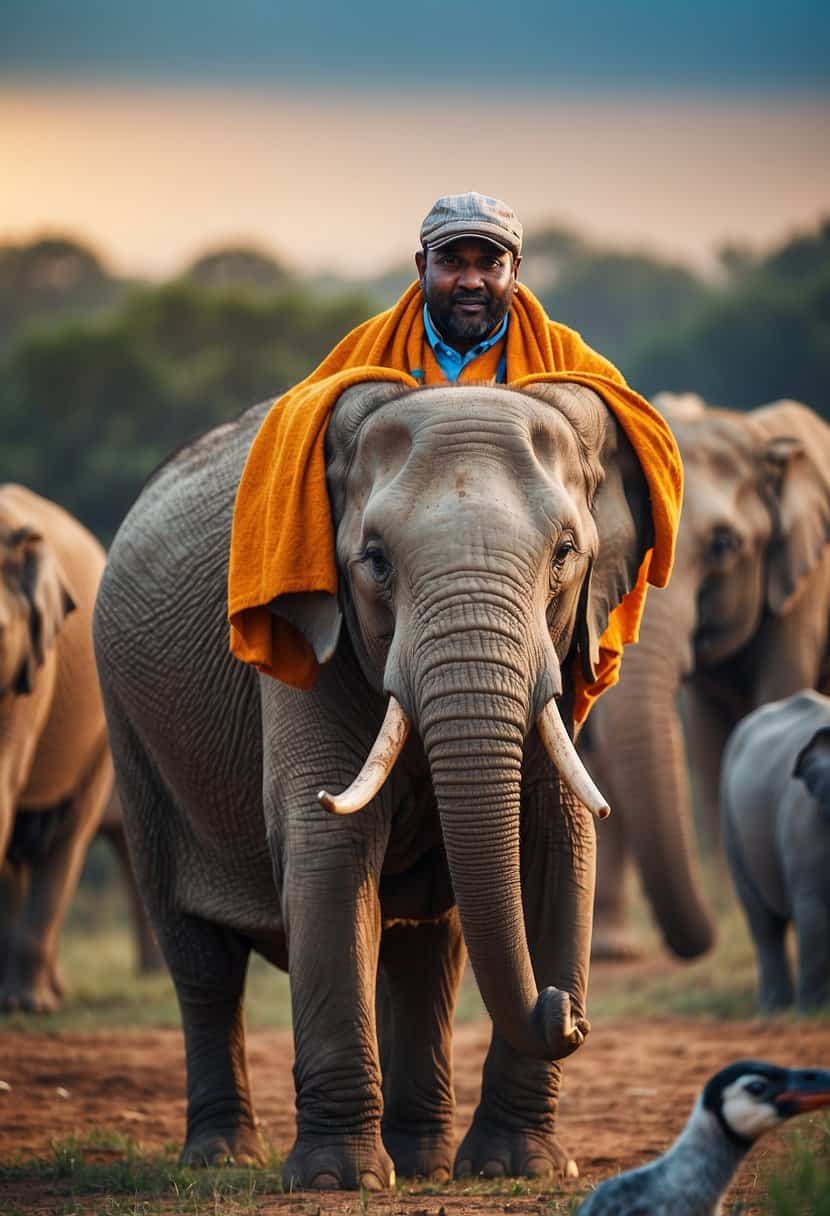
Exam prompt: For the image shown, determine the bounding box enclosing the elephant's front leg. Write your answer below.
[2,743,110,1013]
[455,776,593,1181]
[279,805,394,1192]
[378,908,465,1181]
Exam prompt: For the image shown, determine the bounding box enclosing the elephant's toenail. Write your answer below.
[310,1172,340,1190]
[359,1171,388,1191]
[482,1159,507,1178]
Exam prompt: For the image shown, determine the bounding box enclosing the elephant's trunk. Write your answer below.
[596,593,716,958]
[411,612,581,1061]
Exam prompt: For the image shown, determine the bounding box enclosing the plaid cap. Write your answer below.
[420,192,523,258]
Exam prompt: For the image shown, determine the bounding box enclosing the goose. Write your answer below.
[577,1060,830,1215]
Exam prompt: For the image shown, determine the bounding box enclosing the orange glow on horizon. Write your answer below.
[2,85,828,279]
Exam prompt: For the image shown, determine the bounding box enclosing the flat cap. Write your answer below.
[420,191,523,258]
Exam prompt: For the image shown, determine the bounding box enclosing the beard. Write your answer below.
[428,289,511,344]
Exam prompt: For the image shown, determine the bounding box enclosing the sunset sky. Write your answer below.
[2,2,828,279]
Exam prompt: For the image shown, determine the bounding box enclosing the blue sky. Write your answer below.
[2,3,828,277]
[3,0,829,94]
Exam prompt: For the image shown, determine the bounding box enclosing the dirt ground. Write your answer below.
[2,1003,830,1216]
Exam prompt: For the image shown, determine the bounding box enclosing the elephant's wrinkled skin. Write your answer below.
[0,486,162,1011]
[582,396,830,960]
[722,690,830,1012]
[93,382,653,1188]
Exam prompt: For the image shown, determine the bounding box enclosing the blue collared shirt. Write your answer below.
[421,305,509,383]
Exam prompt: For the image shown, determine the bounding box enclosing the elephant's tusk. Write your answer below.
[318,697,410,815]
[537,698,610,819]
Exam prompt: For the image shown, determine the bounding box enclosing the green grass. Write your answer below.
[760,1115,830,1216]
[0,1130,285,1215]
[0,1130,587,1215]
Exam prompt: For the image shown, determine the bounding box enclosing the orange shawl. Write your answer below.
[228,282,682,723]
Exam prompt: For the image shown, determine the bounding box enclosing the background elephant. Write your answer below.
[581,394,830,960]
[0,484,160,1012]
[722,689,830,1012]
[93,380,655,1188]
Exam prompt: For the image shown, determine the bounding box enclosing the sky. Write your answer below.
[2,2,829,279]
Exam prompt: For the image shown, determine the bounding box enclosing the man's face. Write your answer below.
[415,238,521,351]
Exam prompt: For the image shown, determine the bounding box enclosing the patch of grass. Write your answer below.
[0,1130,285,1212]
[760,1115,830,1215]
[0,1132,589,1215]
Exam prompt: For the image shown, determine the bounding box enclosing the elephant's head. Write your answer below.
[794,726,830,817]
[270,382,653,1059]
[672,400,830,670]
[0,496,75,696]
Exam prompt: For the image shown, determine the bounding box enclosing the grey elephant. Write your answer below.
[0,484,161,1011]
[722,690,830,1012]
[581,395,830,960]
[93,380,663,1188]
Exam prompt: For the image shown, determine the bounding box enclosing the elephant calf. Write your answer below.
[722,690,830,1012]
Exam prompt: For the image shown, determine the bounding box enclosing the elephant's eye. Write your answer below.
[705,525,741,563]
[552,538,576,569]
[364,546,392,583]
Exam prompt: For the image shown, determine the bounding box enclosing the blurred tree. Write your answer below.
[183,245,293,291]
[630,232,830,414]
[0,236,131,350]
[540,250,708,374]
[0,281,376,541]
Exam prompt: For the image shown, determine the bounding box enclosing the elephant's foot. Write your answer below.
[591,924,643,962]
[454,1118,578,1181]
[0,971,62,1014]
[282,1130,395,1191]
[180,1122,266,1167]
[0,948,67,1014]
[382,1123,455,1182]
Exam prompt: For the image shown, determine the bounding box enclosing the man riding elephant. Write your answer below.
[230,191,670,722]
[95,191,681,1190]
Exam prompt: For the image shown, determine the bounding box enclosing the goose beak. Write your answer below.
[776,1068,830,1115]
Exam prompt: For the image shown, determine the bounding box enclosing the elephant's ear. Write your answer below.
[266,380,407,668]
[267,590,342,665]
[793,726,830,810]
[15,526,76,694]
[761,433,830,615]
[577,416,654,683]
[522,382,654,684]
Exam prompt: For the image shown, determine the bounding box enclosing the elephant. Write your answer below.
[722,689,830,1012]
[93,380,657,1188]
[0,483,161,1011]
[581,394,830,960]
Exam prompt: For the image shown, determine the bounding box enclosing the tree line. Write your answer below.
[0,220,827,542]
